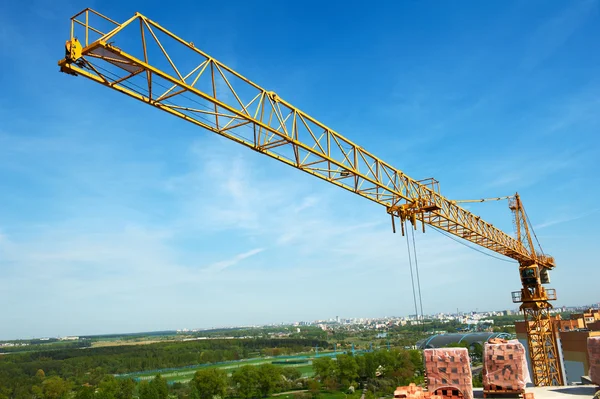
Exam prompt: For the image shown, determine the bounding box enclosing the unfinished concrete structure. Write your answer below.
[516,309,600,384]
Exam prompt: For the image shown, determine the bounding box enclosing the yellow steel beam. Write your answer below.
[57,10,553,270]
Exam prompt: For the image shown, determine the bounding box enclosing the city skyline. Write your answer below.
[3,302,598,342]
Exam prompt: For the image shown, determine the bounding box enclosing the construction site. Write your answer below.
[41,5,598,399]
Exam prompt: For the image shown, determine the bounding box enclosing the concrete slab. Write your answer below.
[472,385,598,398]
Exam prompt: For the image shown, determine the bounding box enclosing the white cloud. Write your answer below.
[520,0,597,72]
[204,248,266,273]
[535,209,600,230]
[480,150,579,190]
[0,132,525,339]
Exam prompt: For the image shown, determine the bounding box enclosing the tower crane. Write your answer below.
[57,9,563,386]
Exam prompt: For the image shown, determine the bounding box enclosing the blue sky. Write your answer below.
[0,0,599,340]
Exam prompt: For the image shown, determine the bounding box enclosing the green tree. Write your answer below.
[35,369,46,381]
[149,375,169,399]
[117,379,135,399]
[74,386,95,399]
[138,381,159,399]
[388,350,414,385]
[307,380,320,399]
[41,376,71,399]
[256,364,280,397]
[355,355,366,379]
[96,391,115,399]
[312,357,335,382]
[32,384,43,399]
[408,350,423,375]
[363,352,377,379]
[98,375,119,399]
[471,342,483,362]
[191,368,228,399]
[323,377,338,392]
[281,367,301,381]
[189,385,201,399]
[374,350,394,375]
[233,366,258,399]
[335,354,358,386]
[89,367,108,386]
[171,382,193,399]
[473,371,483,388]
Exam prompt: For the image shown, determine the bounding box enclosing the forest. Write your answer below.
[0,337,423,399]
[0,338,327,397]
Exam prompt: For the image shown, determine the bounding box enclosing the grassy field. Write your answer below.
[124,349,347,383]
[132,356,315,383]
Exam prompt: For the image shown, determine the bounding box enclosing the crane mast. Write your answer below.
[57,9,562,386]
[509,194,563,386]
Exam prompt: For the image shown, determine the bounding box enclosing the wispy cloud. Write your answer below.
[203,248,266,273]
[535,208,600,230]
[0,130,524,339]
[540,82,600,135]
[520,0,597,72]
[481,150,580,190]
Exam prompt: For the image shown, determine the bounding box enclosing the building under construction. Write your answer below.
[515,308,600,385]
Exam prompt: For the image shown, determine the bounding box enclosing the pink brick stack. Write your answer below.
[423,348,472,399]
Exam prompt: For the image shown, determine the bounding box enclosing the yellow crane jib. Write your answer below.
[56,8,563,386]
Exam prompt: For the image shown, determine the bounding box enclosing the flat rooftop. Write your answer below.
[472,385,598,398]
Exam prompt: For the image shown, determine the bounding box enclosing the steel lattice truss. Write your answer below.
[58,9,555,270]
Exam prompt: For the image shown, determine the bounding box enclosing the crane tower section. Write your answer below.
[57,9,562,386]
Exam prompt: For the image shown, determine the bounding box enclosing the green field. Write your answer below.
[131,356,316,383]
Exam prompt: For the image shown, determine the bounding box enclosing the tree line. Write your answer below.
[0,346,424,399]
[187,349,424,399]
[0,338,327,398]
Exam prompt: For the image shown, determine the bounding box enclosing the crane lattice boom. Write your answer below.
[57,9,562,386]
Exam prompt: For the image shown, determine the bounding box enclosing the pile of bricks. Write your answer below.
[589,337,600,385]
[423,348,473,399]
[482,339,529,393]
[393,383,443,399]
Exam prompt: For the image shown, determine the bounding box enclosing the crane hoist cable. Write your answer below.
[410,224,425,330]
[451,193,546,257]
[404,221,421,327]
[431,226,517,263]
[451,195,513,203]
[523,206,545,256]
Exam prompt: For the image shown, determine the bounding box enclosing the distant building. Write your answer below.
[59,336,79,341]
